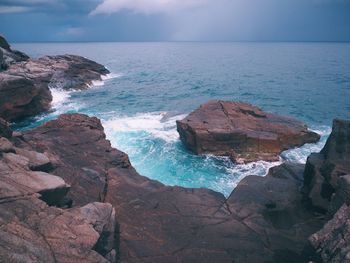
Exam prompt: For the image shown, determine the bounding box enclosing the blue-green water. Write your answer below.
[13,42,350,196]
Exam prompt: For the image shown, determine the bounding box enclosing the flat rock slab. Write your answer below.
[177,100,320,163]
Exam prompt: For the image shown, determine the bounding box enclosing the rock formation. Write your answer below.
[0,115,118,262]
[0,35,29,71]
[309,204,350,262]
[0,35,110,121]
[177,100,320,163]
[303,119,350,213]
[13,113,330,263]
[1,37,349,262]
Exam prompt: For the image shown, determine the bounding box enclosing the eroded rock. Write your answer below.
[304,119,350,213]
[177,100,320,163]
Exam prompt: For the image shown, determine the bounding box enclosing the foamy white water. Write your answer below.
[281,126,331,163]
[90,73,123,88]
[104,112,187,143]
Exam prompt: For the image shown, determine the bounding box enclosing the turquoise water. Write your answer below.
[13,42,350,196]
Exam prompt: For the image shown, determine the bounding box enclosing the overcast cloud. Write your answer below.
[0,0,349,42]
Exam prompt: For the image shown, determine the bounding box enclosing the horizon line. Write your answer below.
[12,40,350,44]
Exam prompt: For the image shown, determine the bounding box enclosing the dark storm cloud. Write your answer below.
[0,0,349,42]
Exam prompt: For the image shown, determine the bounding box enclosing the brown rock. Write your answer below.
[14,147,52,172]
[0,73,52,121]
[177,100,320,163]
[309,204,350,263]
[0,152,70,205]
[0,34,110,121]
[22,113,326,262]
[74,202,118,261]
[0,197,114,263]
[304,119,350,213]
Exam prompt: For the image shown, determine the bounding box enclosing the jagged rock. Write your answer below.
[0,117,12,138]
[177,100,320,163]
[20,114,113,206]
[304,119,350,213]
[22,113,326,262]
[309,204,350,263]
[0,197,113,263]
[0,35,29,71]
[0,125,118,262]
[0,152,69,205]
[74,202,118,261]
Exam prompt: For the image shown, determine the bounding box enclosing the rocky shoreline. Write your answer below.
[1,36,349,263]
[0,36,109,122]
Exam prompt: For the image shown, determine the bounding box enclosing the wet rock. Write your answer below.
[177,100,320,163]
[304,119,350,213]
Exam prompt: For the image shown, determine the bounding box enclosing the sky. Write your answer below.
[0,0,350,42]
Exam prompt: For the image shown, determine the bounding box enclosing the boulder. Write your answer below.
[0,73,52,121]
[309,204,350,263]
[177,100,320,163]
[304,119,350,213]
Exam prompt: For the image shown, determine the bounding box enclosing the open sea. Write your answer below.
[13,42,350,197]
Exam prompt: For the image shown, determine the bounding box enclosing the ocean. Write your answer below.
[13,42,350,197]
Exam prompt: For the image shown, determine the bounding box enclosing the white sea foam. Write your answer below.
[89,73,123,88]
[50,88,71,109]
[103,112,187,143]
[281,126,331,163]
[102,111,331,196]
[49,88,82,115]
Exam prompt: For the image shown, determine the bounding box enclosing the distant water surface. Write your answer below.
[13,42,350,196]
